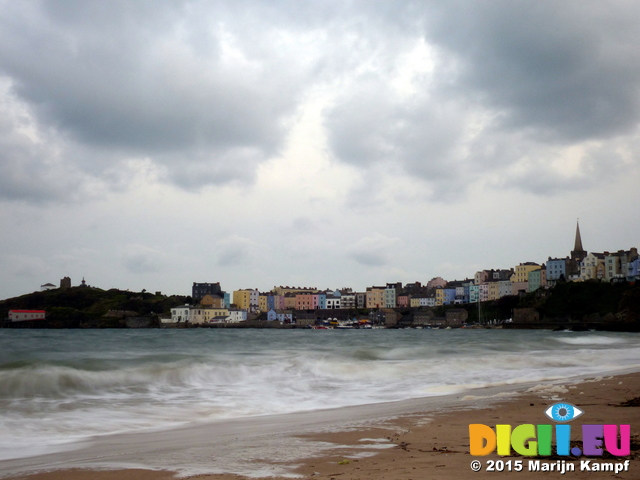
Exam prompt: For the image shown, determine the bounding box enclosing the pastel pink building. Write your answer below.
[296,293,313,310]
[397,295,409,307]
[427,277,447,289]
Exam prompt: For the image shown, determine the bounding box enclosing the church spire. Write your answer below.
[573,220,584,253]
[571,219,586,265]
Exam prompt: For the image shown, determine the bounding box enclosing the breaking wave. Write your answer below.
[1,328,639,461]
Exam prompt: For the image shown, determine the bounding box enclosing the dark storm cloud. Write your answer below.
[325,1,640,198]
[2,1,639,204]
[327,78,465,187]
[0,0,314,198]
[422,1,640,142]
[0,79,87,203]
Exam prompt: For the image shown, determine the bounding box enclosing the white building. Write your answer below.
[277,310,293,323]
[424,296,436,307]
[227,308,247,323]
[580,252,605,281]
[170,306,191,323]
[498,280,512,298]
[325,295,341,309]
[479,283,489,302]
[339,292,356,309]
[9,310,46,322]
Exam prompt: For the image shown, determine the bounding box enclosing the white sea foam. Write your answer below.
[1,328,639,463]
[554,335,628,346]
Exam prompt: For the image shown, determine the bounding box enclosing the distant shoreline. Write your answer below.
[2,280,639,331]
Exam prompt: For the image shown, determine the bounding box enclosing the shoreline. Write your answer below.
[3,370,640,480]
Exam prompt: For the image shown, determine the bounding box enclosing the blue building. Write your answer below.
[316,293,327,309]
[266,295,277,311]
[546,257,569,286]
[627,256,640,282]
[469,284,479,303]
[443,288,457,305]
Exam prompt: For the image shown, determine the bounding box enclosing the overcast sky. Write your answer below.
[1,1,639,300]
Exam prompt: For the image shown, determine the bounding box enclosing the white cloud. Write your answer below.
[122,245,165,274]
[349,234,403,267]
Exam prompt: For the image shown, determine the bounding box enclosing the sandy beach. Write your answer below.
[3,371,639,480]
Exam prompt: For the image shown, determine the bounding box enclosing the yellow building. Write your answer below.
[190,308,229,324]
[200,294,224,308]
[258,295,268,313]
[283,294,297,309]
[366,287,385,309]
[435,287,444,306]
[272,286,318,296]
[410,297,421,308]
[233,289,258,311]
[511,263,540,283]
[487,281,500,301]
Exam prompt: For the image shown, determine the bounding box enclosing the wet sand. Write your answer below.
[3,372,640,480]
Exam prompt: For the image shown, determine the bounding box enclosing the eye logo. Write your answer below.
[544,403,584,422]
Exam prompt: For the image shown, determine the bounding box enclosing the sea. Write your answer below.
[1,328,639,465]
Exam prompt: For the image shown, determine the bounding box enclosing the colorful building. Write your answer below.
[511,262,540,284]
[272,286,317,296]
[528,266,547,292]
[546,257,570,286]
[227,309,247,323]
[366,286,385,309]
[580,252,606,281]
[190,307,230,324]
[233,289,259,312]
[498,280,512,298]
[313,292,327,309]
[397,295,409,308]
[295,292,313,310]
[384,283,402,308]
[487,281,500,301]
[469,284,479,303]
[200,294,225,308]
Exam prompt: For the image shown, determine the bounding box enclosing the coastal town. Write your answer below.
[7,222,638,330]
[162,222,638,328]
